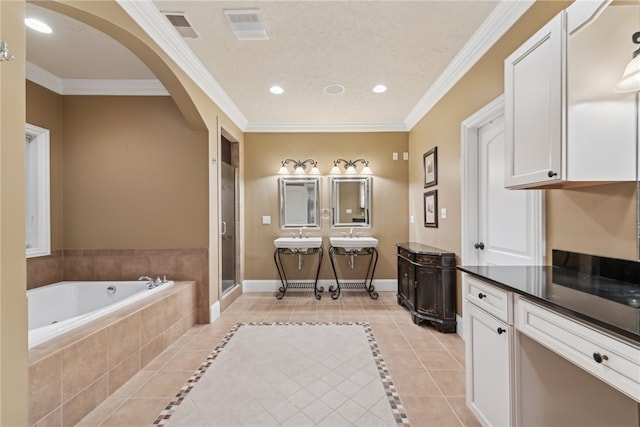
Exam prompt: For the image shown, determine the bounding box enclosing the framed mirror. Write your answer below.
[330,176,371,228]
[279,177,320,229]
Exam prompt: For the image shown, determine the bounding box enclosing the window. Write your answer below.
[25,123,50,258]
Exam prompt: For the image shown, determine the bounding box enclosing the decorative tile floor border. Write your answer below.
[153,322,411,426]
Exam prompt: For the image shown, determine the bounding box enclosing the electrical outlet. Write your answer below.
[262,216,271,224]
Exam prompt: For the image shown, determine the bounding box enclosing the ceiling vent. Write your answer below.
[224,9,269,40]
[163,12,198,39]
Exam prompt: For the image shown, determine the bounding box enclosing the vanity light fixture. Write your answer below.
[616,31,640,92]
[277,158,320,175]
[330,158,373,175]
[0,42,15,62]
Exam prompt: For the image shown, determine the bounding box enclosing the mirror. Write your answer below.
[279,177,320,229]
[330,176,371,228]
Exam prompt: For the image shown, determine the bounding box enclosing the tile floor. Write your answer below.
[77,291,481,427]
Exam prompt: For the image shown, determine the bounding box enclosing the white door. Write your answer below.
[461,96,544,267]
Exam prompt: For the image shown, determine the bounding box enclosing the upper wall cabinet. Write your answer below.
[504,1,637,189]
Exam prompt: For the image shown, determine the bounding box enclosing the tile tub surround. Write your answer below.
[26,250,64,290]
[26,247,210,322]
[28,281,197,427]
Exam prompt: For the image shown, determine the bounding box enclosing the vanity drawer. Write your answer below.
[515,296,640,403]
[463,274,513,324]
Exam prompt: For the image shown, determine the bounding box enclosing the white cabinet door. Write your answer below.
[504,12,564,188]
[465,301,513,427]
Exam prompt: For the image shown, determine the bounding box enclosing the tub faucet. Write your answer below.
[138,276,155,288]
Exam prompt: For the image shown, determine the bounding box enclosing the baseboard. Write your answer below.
[210,300,220,323]
[242,279,397,293]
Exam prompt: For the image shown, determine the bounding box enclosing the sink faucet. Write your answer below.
[299,227,304,238]
[350,227,354,237]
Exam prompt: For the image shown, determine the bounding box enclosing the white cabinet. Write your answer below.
[505,12,564,188]
[463,274,514,427]
[504,1,637,189]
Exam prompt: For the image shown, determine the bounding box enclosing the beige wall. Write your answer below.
[26,81,64,251]
[26,82,210,249]
[61,95,208,249]
[409,1,638,314]
[0,0,28,425]
[243,132,409,281]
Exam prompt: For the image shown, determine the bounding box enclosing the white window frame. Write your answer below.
[25,123,51,258]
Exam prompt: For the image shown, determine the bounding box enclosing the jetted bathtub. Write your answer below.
[27,280,174,348]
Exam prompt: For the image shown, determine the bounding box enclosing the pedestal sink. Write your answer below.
[329,236,378,251]
[274,237,322,250]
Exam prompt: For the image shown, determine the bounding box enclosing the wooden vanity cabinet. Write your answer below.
[396,243,456,333]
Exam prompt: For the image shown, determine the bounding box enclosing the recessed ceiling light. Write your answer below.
[270,85,284,95]
[324,84,345,95]
[372,84,387,94]
[25,18,52,34]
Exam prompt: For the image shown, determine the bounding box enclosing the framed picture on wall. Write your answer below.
[423,147,437,188]
[424,190,438,228]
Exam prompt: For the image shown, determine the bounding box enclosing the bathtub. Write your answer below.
[27,280,174,348]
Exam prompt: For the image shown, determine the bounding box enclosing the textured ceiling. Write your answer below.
[25,1,501,130]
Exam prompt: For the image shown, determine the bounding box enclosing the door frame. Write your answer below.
[460,94,545,266]
[217,120,243,313]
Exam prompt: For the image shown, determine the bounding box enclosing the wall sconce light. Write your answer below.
[330,158,372,175]
[616,31,640,92]
[277,158,320,175]
[0,42,16,62]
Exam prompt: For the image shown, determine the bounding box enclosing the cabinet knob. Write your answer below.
[592,352,608,363]
[478,293,486,299]
[547,170,558,178]
[497,327,506,335]
[474,242,485,250]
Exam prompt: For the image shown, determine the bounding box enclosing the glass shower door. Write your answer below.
[221,160,236,294]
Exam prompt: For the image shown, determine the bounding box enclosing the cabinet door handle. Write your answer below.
[592,352,608,363]
[497,327,506,335]
[478,293,486,299]
[547,170,558,178]
[474,242,485,250]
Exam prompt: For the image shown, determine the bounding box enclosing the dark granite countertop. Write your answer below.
[458,265,640,345]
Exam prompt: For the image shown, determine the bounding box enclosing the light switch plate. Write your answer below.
[262,215,271,224]
[403,152,409,160]
[440,208,447,219]
[392,152,398,160]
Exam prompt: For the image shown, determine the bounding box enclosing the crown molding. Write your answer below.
[116,0,248,130]
[26,62,64,94]
[403,0,535,130]
[244,121,408,133]
[27,62,169,95]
